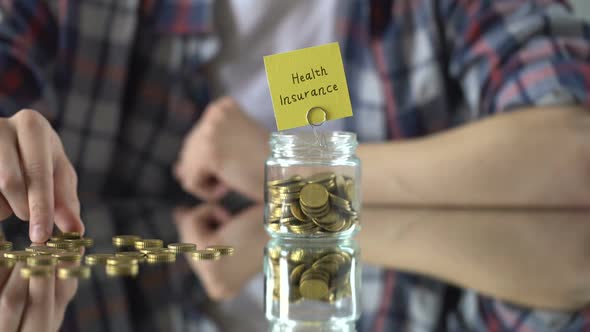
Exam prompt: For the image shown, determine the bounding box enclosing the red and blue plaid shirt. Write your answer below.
[1,0,590,331]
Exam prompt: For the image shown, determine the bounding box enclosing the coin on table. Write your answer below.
[58,265,91,279]
[191,249,221,261]
[27,255,57,267]
[116,251,146,263]
[85,254,114,266]
[134,239,163,250]
[26,245,65,255]
[139,247,169,255]
[46,240,79,250]
[167,243,197,254]
[146,251,176,264]
[206,245,234,257]
[112,235,141,247]
[5,250,35,262]
[0,241,13,251]
[106,263,139,277]
[55,232,82,240]
[20,266,53,279]
[53,251,82,263]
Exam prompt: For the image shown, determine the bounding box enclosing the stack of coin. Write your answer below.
[47,231,94,250]
[2,232,232,280]
[268,248,352,304]
[266,173,358,235]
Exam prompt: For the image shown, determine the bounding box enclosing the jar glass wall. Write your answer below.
[265,132,361,238]
[264,238,361,328]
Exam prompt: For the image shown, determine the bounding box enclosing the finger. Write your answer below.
[54,261,78,332]
[0,263,29,332]
[20,267,54,332]
[0,121,29,220]
[0,194,13,221]
[14,111,54,243]
[53,151,83,235]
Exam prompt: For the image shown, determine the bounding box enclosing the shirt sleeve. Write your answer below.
[439,0,590,115]
[0,0,57,116]
[451,291,589,331]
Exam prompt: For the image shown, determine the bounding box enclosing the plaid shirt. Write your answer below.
[1,0,590,331]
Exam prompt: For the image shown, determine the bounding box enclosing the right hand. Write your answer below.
[0,109,83,242]
[0,261,79,332]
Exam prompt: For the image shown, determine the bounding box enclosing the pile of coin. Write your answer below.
[268,248,353,303]
[266,173,358,235]
[0,232,234,279]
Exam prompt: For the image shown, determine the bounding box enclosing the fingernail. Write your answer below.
[31,224,47,243]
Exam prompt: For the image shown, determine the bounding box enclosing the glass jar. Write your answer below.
[265,131,361,238]
[264,238,361,330]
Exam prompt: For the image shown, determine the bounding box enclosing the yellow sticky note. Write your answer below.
[264,42,353,131]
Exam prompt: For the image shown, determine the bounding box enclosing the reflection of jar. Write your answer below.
[264,238,361,329]
[264,132,361,238]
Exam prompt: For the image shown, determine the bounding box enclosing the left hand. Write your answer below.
[174,97,269,202]
[173,204,267,301]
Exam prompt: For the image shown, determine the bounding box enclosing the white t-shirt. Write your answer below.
[208,1,339,330]
[210,0,342,132]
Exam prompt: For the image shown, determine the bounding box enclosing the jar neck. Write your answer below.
[269,131,358,159]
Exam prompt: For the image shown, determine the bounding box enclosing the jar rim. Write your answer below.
[269,131,358,157]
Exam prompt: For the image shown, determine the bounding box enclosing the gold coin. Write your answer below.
[306,172,336,184]
[107,256,139,266]
[20,266,53,279]
[167,243,197,254]
[4,250,35,262]
[116,252,146,263]
[289,264,307,284]
[46,240,79,250]
[53,251,82,263]
[267,175,302,187]
[0,257,15,268]
[56,232,81,240]
[299,184,329,209]
[139,247,169,255]
[0,241,12,251]
[146,251,176,263]
[206,245,234,257]
[134,239,163,250]
[290,203,309,222]
[81,238,94,248]
[191,249,221,261]
[27,255,57,266]
[106,263,138,277]
[112,235,141,247]
[85,254,113,265]
[26,246,64,255]
[300,279,330,300]
[344,178,356,202]
[58,265,91,279]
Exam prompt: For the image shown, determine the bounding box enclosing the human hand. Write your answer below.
[0,261,79,332]
[0,110,83,242]
[173,204,267,300]
[174,97,269,202]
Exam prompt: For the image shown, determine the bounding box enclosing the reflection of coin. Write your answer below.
[0,241,12,251]
[58,266,91,279]
[21,266,53,279]
[27,255,57,266]
[85,254,113,265]
[5,250,35,262]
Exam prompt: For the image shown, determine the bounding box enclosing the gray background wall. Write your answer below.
[571,0,590,19]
